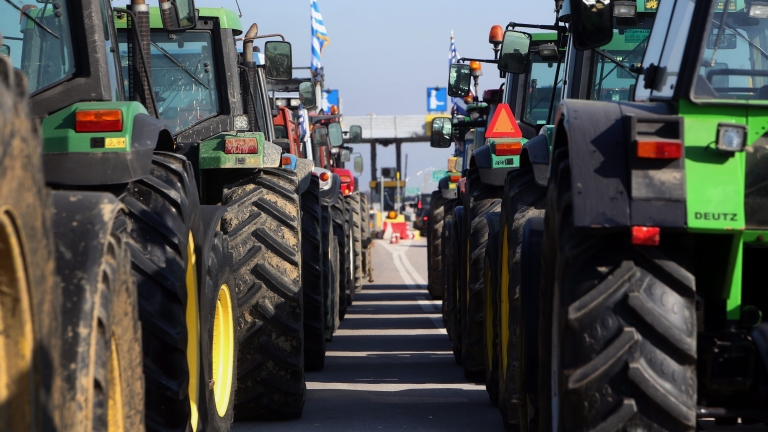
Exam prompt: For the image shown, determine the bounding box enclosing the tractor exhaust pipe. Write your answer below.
[243,24,258,64]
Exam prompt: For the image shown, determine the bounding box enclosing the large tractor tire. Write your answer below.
[329,233,341,331]
[0,63,61,432]
[120,152,205,432]
[538,149,697,431]
[359,194,371,281]
[483,212,502,408]
[347,192,364,292]
[331,196,351,317]
[447,206,464,365]
[428,191,451,300]
[199,229,237,431]
[461,191,501,382]
[301,177,326,371]
[53,194,144,432]
[440,198,459,330]
[497,167,546,431]
[321,204,337,341]
[221,168,305,420]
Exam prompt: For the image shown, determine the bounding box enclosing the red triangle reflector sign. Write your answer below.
[485,103,522,139]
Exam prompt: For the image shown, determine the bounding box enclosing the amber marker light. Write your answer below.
[494,142,522,156]
[636,140,682,159]
[75,109,123,133]
[319,171,330,182]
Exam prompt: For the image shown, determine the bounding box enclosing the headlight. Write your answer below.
[614,0,637,17]
[717,123,747,154]
[750,1,768,18]
[234,115,249,132]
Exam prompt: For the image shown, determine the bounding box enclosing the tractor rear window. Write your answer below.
[118,31,219,134]
[274,125,288,139]
[523,53,563,125]
[694,6,768,102]
[591,20,654,102]
[0,0,77,94]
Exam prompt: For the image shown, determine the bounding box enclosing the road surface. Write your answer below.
[233,238,503,431]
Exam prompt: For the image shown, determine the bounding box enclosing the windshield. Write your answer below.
[275,125,288,139]
[693,4,768,101]
[118,30,219,134]
[523,50,563,125]
[0,0,76,94]
[591,18,655,101]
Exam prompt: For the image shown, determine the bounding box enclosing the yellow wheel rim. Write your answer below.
[500,224,510,379]
[0,209,34,430]
[211,283,234,417]
[186,233,200,432]
[107,335,124,432]
[484,263,494,372]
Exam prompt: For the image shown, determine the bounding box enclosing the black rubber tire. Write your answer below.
[447,206,464,365]
[359,194,371,281]
[54,197,144,432]
[462,191,501,383]
[200,231,238,431]
[484,212,502,408]
[221,168,305,420]
[440,198,459,331]
[120,152,203,432]
[331,197,351,317]
[321,204,336,341]
[346,193,364,292]
[428,191,451,300]
[497,167,546,431]
[329,234,341,331]
[301,177,326,371]
[539,148,697,431]
[0,62,61,432]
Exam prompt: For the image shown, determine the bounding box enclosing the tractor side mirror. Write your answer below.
[328,123,343,147]
[265,41,293,80]
[354,156,363,174]
[448,64,471,98]
[298,81,317,108]
[498,30,531,74]
[0,45,9,57]
[160,0,197,31]
[569,0,614,50]
[341,149,351,162]
[430,118,452,148]
[348,125,362,143]
[313,125,329,147]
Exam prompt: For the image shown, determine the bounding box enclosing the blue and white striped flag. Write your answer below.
[311,0,329,73]
[449,31,466,115]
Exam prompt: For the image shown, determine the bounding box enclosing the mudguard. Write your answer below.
[197,205,228,288]
[522,134,550,187]
[474,145,515,187]
[320,174,341,206]
[439,176,457,199]
[553,99,680,228]
[44,113,165,186]
[752,323,768,383]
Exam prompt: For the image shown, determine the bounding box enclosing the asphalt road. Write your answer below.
[233,237,504,432]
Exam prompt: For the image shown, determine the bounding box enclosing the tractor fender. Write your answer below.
[44,113,169,186]
[197,205,228,293]
[752,323,768,380]
[521,134,550,187]
[474,145,511,187]
[295,158,314,194]
[263,140,282,168]
[439,176,457,199]
[552,100,679,228]
[320,174,341,206]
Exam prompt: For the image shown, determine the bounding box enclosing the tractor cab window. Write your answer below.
[524,51,563,125]
[591,18,655,102]
[694,4,768,101]
[118,31,219,134]
[0,0,77,94]
[274,125,288,139]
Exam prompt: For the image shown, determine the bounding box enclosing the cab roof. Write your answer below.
[115,7,243,35]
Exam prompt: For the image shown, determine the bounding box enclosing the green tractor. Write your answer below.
[517,0,768,428]
[2,0,238,430]
[114,10,312,418]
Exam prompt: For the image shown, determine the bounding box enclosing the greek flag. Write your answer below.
[298,103,309,141]
[449,31,466,115]
[311,0,329,73]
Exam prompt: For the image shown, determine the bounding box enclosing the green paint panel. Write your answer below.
[531,32,558,42]
[680,100,747,231]
[115,7,242,33]
[199,132,266,169]
[42,101,145,154]
[489,138,527,169]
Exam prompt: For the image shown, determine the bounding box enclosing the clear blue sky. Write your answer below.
[197,0,558,191]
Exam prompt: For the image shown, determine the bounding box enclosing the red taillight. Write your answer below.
[494,142,522,156]
[75,109,123,133]
[319,172,330,182]
[632,226,660,246]
[339,175,352,184]
[225,137,259,154]
[340,182,353,196]
[281,155,292,166]
[423,216,428,221]
[449,175,461,183]
[637,140,682,159]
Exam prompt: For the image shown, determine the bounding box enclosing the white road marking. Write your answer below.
[334,328,447,336]
[349,300,440,306]
[356,289,429,295]
[306,382,484,391]
[343,313,441,319]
